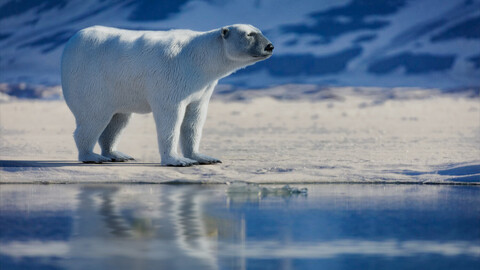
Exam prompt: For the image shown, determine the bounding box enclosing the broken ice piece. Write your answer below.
[226,182,307,197]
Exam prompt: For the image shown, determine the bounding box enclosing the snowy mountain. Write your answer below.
[0,0,479,89]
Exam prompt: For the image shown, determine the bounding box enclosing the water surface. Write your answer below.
[0,184,479,270]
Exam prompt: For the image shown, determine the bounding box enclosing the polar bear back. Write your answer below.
[67,26,199,55]
[62,26,200,79]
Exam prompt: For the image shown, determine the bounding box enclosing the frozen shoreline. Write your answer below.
[0,87,479,184]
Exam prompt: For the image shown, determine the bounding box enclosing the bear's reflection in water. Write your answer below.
[72,185,237,270]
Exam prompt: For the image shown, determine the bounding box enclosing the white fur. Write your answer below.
[61,24,272,166]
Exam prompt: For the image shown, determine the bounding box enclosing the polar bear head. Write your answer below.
[220,24,274,63]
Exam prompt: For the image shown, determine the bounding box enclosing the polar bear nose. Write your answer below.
[265,43,274,52]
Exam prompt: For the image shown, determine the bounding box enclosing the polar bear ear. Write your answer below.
[221,27,230,39]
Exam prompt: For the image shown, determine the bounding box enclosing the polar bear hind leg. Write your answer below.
[74,113,113,164]
[98,113,134,162]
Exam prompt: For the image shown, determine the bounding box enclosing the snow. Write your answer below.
[0,86,478,184]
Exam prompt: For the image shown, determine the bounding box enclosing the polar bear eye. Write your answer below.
[247,32,256,37]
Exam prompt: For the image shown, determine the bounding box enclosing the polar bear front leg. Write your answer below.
[152,102,199,167]
[180,99,222,165]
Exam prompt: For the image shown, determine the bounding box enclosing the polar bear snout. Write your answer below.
[251,37,274,59]
[254,32,273,57]
[265,43,274,53]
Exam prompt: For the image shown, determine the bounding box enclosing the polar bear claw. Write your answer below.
[102,151,134,162]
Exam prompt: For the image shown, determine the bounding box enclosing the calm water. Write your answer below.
[0,184,479,270]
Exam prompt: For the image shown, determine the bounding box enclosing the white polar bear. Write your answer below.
[61,24,273,166]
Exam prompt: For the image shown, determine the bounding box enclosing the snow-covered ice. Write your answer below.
[0,85,478,184]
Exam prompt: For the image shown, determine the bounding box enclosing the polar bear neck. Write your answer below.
[182,30,246,81]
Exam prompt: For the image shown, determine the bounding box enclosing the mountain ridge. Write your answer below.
[0,0,478,88]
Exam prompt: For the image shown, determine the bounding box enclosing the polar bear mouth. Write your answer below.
[252,53,272,59]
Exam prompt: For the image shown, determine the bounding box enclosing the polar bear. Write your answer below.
[61,24,273,166]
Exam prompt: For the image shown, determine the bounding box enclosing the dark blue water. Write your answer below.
[0,184,479,270]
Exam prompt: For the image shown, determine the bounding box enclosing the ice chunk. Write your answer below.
[226,182,307,198]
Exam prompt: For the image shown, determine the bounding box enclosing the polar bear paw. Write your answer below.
[80,153,112,164]
[162,156,199,167]
[189,153,222,165]
[102,151,135,162]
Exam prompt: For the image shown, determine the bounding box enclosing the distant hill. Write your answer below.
[0,0,479,88]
